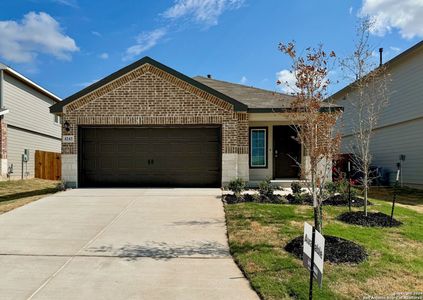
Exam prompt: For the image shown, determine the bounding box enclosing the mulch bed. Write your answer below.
[286,194,372,207]
[337,211,402,227]
[324,194,372,207]
[223,194,284,204]
[285,235,368,264]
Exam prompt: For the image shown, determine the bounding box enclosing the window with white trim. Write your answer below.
[250,128,267,168]
[54,115,61,125]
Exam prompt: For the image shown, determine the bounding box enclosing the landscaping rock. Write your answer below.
[284,235,368,264]
[337,211,402,227]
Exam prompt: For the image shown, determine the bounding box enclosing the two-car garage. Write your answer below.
[78,126,221,188]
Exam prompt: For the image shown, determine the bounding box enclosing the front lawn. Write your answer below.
[0,179,61,214]
[225,198,423,299]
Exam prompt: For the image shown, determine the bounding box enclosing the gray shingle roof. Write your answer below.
[193,76,296,110]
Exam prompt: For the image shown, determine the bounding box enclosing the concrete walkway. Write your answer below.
[0,189,258,300]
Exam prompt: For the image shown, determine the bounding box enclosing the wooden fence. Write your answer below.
[35,150,62,180]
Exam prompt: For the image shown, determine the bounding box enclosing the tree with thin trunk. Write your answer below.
[339,18,390,216]
[279,42,342,233]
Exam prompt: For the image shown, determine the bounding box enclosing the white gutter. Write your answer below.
[0,62,61,102]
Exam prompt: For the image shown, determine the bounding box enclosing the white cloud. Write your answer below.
[349,6,354,15]
[74,78,99,87]
[91,31,101,37]
[99,52,109,59]
[276,70,298,94]
[123,28,167,61]
[360,0,423,39]
[163,0,245,26]
[390,46,401,52]
[239,76,248,84]
[51,0,78,7]
[0,12,79,63]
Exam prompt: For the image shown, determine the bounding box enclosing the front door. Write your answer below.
[273,126,301,178]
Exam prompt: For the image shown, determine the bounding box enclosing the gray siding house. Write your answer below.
[331,41,423,188]
[0,63,62,179]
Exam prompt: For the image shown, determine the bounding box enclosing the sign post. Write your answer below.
[303,222,325,299]
[347,161,352,212]
[390,163,400,226]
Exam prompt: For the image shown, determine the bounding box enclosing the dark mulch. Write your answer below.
[223,194,284,204]
[286,194,372,207]
[324,194,372,207]
[337,211,402,227]
[285,235,368,264]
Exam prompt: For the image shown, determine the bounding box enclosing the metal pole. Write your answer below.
[347,161,351,212]
[390,165,400,226]
[309,227,316,300]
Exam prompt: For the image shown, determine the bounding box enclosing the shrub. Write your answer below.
[291,182,302,195]
[56,180,66,191]
[228,178,246,198]
[258,178,275,199]
[325,181,338,196]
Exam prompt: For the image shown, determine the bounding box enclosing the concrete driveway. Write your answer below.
[0,189,258,300]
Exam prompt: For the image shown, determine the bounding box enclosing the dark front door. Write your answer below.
[273,126,301,178]
[79,126,221,187]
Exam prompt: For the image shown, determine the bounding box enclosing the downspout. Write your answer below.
[0,68,3,109]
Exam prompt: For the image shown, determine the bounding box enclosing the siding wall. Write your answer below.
[7,126,61,179]
[2,73,61,179]
[334,47,423,187]
[3,73,61,137]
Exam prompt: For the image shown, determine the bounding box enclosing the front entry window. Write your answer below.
[250,128,267,168]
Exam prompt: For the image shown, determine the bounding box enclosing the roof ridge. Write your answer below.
[194,76,295,98]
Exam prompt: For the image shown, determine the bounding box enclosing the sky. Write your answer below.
[0,0,422,99]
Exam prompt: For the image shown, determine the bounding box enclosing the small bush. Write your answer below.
[258,178,275,199]
[325,181,338,196]
[228,178,246,198]
[56,181,66,191]
[291,182,302,195]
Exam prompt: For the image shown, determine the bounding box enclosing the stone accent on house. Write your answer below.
[0,117,7,177]
[60,64,249,187]
[62,154,77,188]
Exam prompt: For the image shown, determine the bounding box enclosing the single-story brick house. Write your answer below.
[50,57,329,188]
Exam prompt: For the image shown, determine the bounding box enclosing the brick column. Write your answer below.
[0,116,7,177]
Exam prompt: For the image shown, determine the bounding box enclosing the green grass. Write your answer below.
[225,198,423,299]
[0,179,61,213]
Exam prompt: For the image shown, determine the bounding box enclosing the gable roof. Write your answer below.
[0,62,61,102]
[50,57,248,113]
[194,76,341,112]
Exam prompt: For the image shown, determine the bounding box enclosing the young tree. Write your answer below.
[279,42,342,232]
[340,18,390,216]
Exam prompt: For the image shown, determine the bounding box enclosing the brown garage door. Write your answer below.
[78,127,221,187]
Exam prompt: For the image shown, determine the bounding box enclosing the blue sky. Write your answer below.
[0,0,422,99]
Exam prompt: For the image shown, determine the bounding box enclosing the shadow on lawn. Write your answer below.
[86,241,230,261]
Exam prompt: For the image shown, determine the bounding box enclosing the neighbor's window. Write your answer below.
[54,115,61,124]
[250,128,267,168]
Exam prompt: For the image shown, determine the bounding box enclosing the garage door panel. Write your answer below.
[79,127,221,187]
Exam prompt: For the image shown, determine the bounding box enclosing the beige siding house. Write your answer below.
[331,41,423,188]
[0,63,62,179]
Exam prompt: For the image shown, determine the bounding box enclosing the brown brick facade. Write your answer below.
[62,64,249,156]
[0,116,6,159]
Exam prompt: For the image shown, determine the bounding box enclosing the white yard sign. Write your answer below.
[303,222,325,287]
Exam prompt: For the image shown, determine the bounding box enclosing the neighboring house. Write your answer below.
[331,40,423,189]
[0,63,62,179]
[50,57,337,188]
